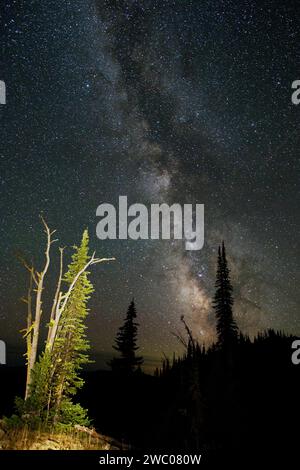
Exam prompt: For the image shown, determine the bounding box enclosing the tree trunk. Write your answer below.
[25,218,54,399]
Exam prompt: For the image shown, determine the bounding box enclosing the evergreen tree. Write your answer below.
[110,300,143,374]
[213,242,238,348]
[50,230,94,423]
[12,221,114,430]
[18,231,93,426]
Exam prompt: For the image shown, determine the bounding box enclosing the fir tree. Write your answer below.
[13,220,114,430]
[50,230,94,423]
[110,300,143,374]
[213,242,238,348]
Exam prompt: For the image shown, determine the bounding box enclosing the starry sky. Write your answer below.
[1,0,299,371]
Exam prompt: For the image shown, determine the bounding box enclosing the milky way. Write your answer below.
[1,0,299,369]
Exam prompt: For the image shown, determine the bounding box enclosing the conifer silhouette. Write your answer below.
[213,241,238,347]
[110,299,143,374]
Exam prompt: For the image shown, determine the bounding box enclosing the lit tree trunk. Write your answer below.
[25,217,56,399]
[20,270,33,397]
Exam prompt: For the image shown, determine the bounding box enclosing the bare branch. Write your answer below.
[90,257,116,265]
[180,315,195,349]
[171,330,188,349]
[47,254,115,353]
[17,255,39,286]
[171,316,196,351]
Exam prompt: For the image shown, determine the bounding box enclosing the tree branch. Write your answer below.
[47,247,65,345]
[47,255,115,353]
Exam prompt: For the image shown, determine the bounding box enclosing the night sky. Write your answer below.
[1,0,299,371]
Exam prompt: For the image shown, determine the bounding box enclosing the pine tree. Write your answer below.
[13,220,114,430]
[110,300,143,374]
[50,230,94,423]
[213,242,238,348]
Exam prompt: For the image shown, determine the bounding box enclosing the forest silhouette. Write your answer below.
[0,235,298,454]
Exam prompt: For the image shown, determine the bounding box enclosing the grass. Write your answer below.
[0,424,113,450]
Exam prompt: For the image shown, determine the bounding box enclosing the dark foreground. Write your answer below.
[0,330,299,455]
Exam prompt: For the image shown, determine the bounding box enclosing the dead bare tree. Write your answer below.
[180,315,196,350]
[20,217,56,398]
[19,217,115,401]
[171,315,196,351]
